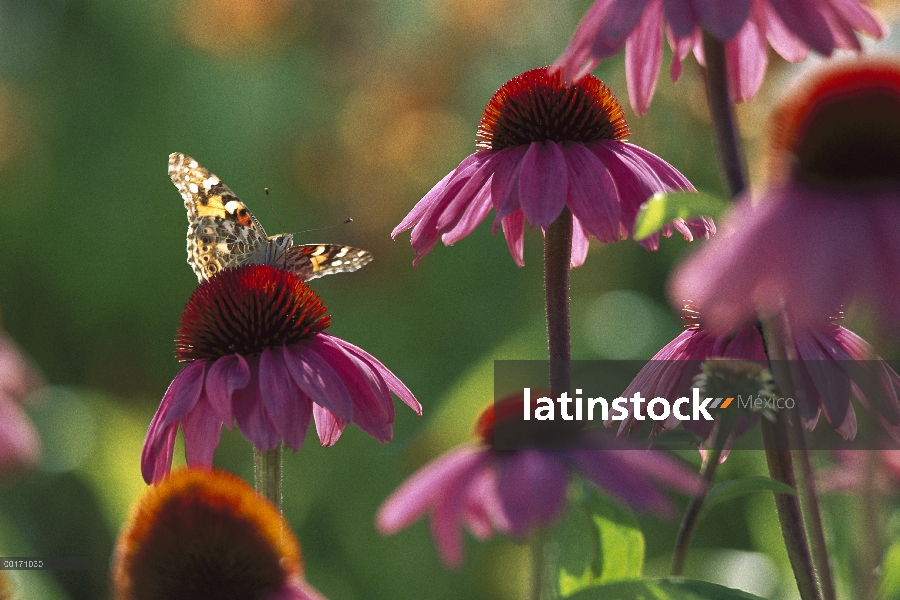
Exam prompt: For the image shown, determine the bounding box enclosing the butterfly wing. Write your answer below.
[169,152,269,281]
[282,244,374,281]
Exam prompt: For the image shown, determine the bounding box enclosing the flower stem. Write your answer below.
[670,432,725,575]
[530,528,548,600]
[254,443,284,513]
[545,208,572,397]
[701,33,748,198]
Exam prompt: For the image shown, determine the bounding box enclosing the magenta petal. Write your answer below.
[206,354,250,424]
[518,142,568,228]
[0,397,39,471]
[570,218,591,268]
[441,179,494,246]
[663,0,699,38]
[377,446,488,534]
[258,348,308,442]
[435,153,498,230]
[500,210,526,267]
[308,336,392,442]
[496,450,568,535]
[755,0,809,62]
[159,360,206,427]
[141,409,178,484]
[313,404,345,446]
[569,450,675,516]
[625,0,664,115]
[726,19,768,103]
[181,398,223,469]
[283,343,353,421]
[766,0,836,55]
[231,357,281,451]
[694,0,750,40]
[668,29,699,81]
[584,0,654,58]
[325,335,421,415]
[565,144,620,242]
[492,147,527,222]
[829,0,886,40]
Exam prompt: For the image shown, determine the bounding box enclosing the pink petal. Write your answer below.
[141,409,178,484]
[259,348,311,447]
[231,357,281,451]
[570,218,591,268]
[564,144,620,242]
[159,360,207,428]
[0,396,40,471]
[625,0,664,115]
[283,342,353,421]
[441,177,494,246]
[325,335,421,415]
[312,404,345,447]
[726,18,768,102]
[766,0,836,55]
[663,0,700,38]
[436,154,499,230]
[755,0,810,62]
[518,142,568,228]
[496,451,568,535]
[206,354,250,424]
[492,147,527,222]
[181,399,223,469]
[828,0,886,39]
[694,0,751,40]
[500,210,526,267]
[668,28,699,81]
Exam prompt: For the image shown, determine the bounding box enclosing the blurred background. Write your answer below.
[0,0,899,598]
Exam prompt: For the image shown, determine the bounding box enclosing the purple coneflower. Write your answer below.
[622,306,900,443]
[671,59,900,334]
[554,0,886,115]
[141,264,420,484]
[376,395,702,568]
[0,331,42,474]
[112,468,326,600]
[392,67,711,267]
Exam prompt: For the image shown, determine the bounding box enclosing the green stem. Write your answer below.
[254,443,284,513]
[545,208,572,398]
[531,528,549,600]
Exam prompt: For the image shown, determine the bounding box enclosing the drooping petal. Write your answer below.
[159,360,206,428]
[569,450,676,516]
[663,0,700,38]
[694,0,751,40]
[755,0,809,62]
[564,144,620,242]
[570,218,591,268]
[206,354,250,424]
[766,0,836,55]
[726,18,768,103]
[141,409,179,484]
[500,210,526,267]
[496,450,569,535]
[181,399,223,469]
[258,348,311,446]
[625,0,664,115]
[441,179,494,246]
[0,396,40,471]
[231,356,281,451]
[829,0,886,40]
[518,142,569,228]
[282,342,353,422]
[436,153,500,230]
[326,335,421,415]
[312,404,345,447]
[492,147,528,222]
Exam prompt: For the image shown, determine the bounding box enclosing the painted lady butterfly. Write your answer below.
[169,152,373,282]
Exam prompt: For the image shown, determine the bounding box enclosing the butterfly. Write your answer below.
[169,152,373,282]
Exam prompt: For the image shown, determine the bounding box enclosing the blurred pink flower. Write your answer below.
[141,265,420,484]
[671,60,900,333]
[554,0,886,114]
[621,307,900,443]
[0,332,42,474]
[819,450,900,493]
[376,396,703,568]
[114,468,327,600]
[392,67,712,267]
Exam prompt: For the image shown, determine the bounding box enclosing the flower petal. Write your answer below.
[766,0,836,55]
[693,0,751,40]
[663,0,699,38]
[181,398,223,469]
[518,142,568,228]
[206,354,250,424]
[625,0,664,115]
[259,348,312,446]
[496,450,568,535]
[564,144,620,242]
[499,210,526,267]
[159,360,206,428]
[141,410,178,484]
[283,342,353,422]
[725,18,768,103]
[570,218,591,268]
[312,404,345,447]
[231,356,281,451]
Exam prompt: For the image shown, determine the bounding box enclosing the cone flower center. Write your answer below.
[176,264,329,362]
[477,67,630,151]
[771,61,900,188]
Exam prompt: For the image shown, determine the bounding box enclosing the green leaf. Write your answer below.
[558,486,645,596]
[879,540,900,599]
[566,578,766,600]
[633,191,728,240]
[700,476,796,519]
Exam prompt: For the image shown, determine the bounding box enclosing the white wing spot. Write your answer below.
[188,183,199,194]
[189,160,198,168]
[311,246,327,255]
[202,176,219,190]
[331,260,344,267]
[224,200,243,213]
[335,247,349,258]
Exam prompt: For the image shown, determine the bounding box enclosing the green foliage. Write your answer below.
[700,477,796,520]
[557,486,645,596]
[880,540,900,600]
[566,578,765,599]
[633,191,728,240]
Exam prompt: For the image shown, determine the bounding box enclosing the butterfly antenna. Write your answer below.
[295,218,355,235]
[263,187,288,234]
